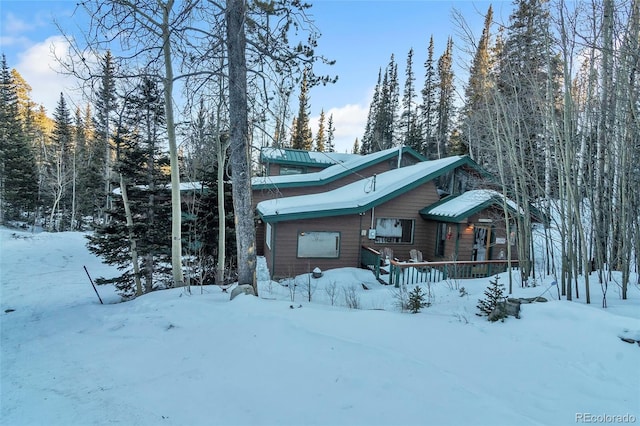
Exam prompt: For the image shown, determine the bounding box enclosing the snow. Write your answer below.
[424,189,522,218]
[2,226,639,426]
[252,146,411,187]
[257,156,464,219]
[260,148,359,165]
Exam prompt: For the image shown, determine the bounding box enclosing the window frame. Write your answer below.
[296,231,341,259]
[374,217,415,244]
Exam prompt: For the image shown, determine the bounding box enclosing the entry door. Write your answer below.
[472,226,492,261]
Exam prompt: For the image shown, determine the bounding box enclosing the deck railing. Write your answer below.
[360,246,382,279]
[388,259,520,287]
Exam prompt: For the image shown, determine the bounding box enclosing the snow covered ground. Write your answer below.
[1,226,639,426]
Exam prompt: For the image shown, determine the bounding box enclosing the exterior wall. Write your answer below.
[254,154,423,257]
[358,181,441,262]
[264,215,364,278]
[263,187,521,278]
[264,180,441,278]
[435,206,519,262]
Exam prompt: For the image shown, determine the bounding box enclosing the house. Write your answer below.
[254,152,525,279]
[252,146,426,255]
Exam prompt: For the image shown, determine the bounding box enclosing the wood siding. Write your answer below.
[254,155,422,257]
[358,181,441,262]
[263,181,441,278]
[264,215,364,278]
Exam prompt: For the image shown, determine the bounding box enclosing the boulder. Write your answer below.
[230,284,256,300]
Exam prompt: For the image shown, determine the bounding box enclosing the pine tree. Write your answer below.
[400,48,420,151]
[87,77,173,297]
[407,285,428,313]
[315,109,326,152]
[436,37,455,159]
[362,55,400,153]
[75,105,102,226]
[476,275,506,319]
[45,93,74,231]
[291,68,313,150]
[360,69,383,154]
[0,56,38,223]
[420,36,439,159]
[325,113,336,152]
[93,51,118,222]
[352,137,360,154]
[461,5,494,160]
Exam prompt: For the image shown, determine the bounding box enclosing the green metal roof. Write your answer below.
[419,190,522,222]
[257,155,479,223]
[253,146,427,191]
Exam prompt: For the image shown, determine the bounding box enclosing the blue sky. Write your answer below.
[1,0,510,153]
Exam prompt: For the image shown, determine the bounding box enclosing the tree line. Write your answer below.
[1,0,638,304]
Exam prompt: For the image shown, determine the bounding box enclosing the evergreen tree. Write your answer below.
[353,137,360,154]
[461,5,494,160]
[0,55,38,223]
[75,105,103,226]
[11,69,37,123]
[93,51,118,222]
[407,285,428,313]
[420,36,439,159]
[290,68,313,150]
[360,69,382,154]
[400,48,423,152]
[496,0,558,192]
[476,275,506,319]
[325,113,336,152]
[362,55,400,153]
[436,37,455,159]
[315,109,326,152]
[87,77,173,296]
[45,93,73,231]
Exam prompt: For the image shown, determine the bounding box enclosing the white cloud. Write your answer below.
[310,102,370,154]
[15,35,84,114]
[3,12,36,34]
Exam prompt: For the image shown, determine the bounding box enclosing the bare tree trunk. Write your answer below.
[120,174,143,296]
[159,0,185,289]
[226,0,257,294]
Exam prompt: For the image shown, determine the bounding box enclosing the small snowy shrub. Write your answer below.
[343,285,360,309]
[391,284,410,312]
[324,280,338,306]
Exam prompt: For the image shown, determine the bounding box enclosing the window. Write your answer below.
[374,218,414,244]
[435,222,447,256]
[280,166,304,175]
[265,223,272,250]
[297,231,340,258]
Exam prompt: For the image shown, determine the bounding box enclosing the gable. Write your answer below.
[420,189,523,222]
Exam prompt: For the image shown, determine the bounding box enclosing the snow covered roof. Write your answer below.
[252,146,426,189]
[260,148,359,167]
[257,156,472,222]
[112,181,206,195]
[419,189,522,222]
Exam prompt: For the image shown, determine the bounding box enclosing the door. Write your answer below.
[472,226,492,261]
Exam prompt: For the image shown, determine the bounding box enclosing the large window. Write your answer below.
[374,218,414,244]
[297,231,340,258]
